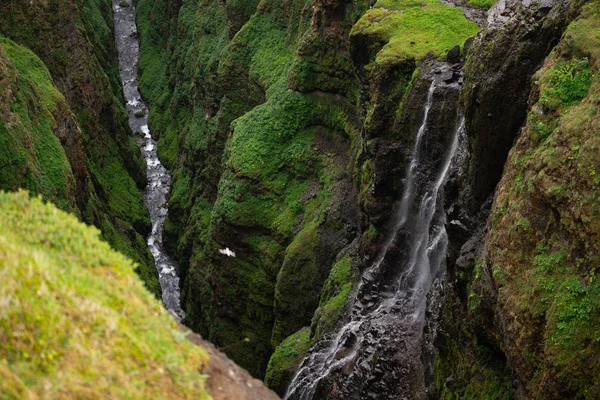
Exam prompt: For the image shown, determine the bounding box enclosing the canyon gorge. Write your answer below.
[1,0,599,398]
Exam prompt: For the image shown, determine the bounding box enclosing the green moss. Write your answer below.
[228,84,317,190]
[264,328,311,395]
[312,255,356,339]
[539,58,593,110]
[351,0,480,64]
[89,156,150,233]
[0,191,209,398]
[466,0,496,9]
[0,37,77,212]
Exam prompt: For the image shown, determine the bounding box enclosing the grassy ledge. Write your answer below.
[0,191,209,399]
[351,0,480,65]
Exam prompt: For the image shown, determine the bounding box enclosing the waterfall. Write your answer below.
[285,80,465,400]
[112,0,184,319]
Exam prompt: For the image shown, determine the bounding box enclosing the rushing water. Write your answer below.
[286,78,465,399]
[112,0,184,319]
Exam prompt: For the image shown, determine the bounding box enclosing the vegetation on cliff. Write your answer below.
[435,1,600,398]
[137,0,367,377]
[0,191,209,399]
[137,0,480,385]
[351,0,479,65]
[0,37,78,213]
[0,0,159,296]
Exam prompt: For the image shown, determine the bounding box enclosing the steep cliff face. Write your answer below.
[136,0,600,397]
[0,0,159,295]
[482,2,600,397]
[435,0,599,398]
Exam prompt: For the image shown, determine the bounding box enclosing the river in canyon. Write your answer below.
[112,0,184,319]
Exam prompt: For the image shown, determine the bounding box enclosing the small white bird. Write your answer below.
[218,247,236,257]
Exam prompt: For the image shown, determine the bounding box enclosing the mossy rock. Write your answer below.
[264,327,312,396]
[479,2,600,397]
[350,0,479,65]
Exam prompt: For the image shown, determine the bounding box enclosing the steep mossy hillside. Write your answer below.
[435,1,600,398]
[0,37,78,213]
[137,0,479,384]
[0,191,210,399]
[0,0,159,295]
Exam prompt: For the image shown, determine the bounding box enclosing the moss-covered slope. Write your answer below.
[0,191,209,399]
[0,0,159,295]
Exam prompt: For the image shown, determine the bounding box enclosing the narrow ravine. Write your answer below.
[112,0,184,319]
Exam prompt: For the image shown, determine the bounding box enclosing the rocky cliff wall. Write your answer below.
[435,0,599,398]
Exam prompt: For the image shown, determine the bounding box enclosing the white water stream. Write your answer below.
[286,80,465,399]
[112,0,184,319]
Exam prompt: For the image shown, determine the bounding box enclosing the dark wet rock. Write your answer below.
[446,45,460,63]
[461,0,585,213]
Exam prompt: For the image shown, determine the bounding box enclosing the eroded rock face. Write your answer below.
[435,0,599,398]
[461,0,586,212]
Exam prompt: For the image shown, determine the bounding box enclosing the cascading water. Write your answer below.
[286,75,465,400]
[112,0,184,319]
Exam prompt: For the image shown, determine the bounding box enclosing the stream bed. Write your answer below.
[112,0,184,319]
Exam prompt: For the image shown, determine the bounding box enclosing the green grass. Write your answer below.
[351,0,480,64]
[0,191,209,399]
